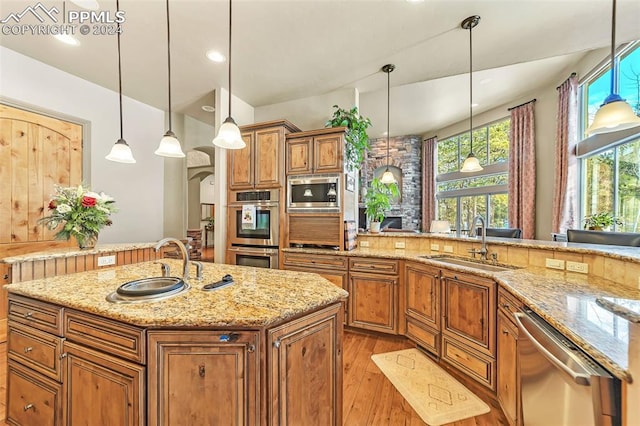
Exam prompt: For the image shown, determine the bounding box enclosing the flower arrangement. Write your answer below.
[40,184,117,247]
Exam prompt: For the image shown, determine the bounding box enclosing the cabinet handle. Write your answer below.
[433,274,439,279]
[199,364,206,378]
[25,312,34,319]
[24,347,33,354]
[3,274,8,280]
[502,329,509,335]
[247,344,255,353]
[273,339,281,348]
[501,303,511,311]
[60,353,67,360]
[24,404,34,411]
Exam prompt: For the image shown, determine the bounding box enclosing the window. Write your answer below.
[579,43,640,232]
[435,119,510,234]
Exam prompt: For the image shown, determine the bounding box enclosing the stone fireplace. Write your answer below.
[360,135,422,231]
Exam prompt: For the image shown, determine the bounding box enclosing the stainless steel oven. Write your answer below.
[287,174,340,212]
[229,189,279,247]
[227,246,279,269]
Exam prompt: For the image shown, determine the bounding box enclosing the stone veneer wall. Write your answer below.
[361,135,422,230]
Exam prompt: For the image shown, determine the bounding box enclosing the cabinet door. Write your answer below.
[254,127,283,188]
[228,132,254,189]
[7,360,63,426]
[349,272,397,334]
[441,271,496,356]
[286,137,312,175]
[268,303,342,426]
[405,262,440,328]
[313,134,342,173]
[64,341,145,426]
[147,330,260,426]
[497,311,519,426]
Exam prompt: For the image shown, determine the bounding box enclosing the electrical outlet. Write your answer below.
[443,245,454,253]
[97,255,116,267]
[545,258,565,270]
[430,243,440,251]
[566,261,588,274]
[360,241,370,248]
[394,241,406,249]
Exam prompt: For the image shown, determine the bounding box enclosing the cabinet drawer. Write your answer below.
[8,321,64,381]
[349,257,399,275]
[497,287,523,324]
[64,310,145,363]
[442,336,495,390]
[8,295,63,336]
[7,360,63,426]
[405,318,439,356]
[283,252,347,270]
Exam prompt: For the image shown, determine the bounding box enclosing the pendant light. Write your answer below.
[380,64,397,185]
[213,0,246,150]
[155,0,185,158]
[106,0,135,164]
[586,0,640,135]
[460,15,483,173]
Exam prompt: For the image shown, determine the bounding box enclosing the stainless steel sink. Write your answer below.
[421,256,516,272]
[106,277,189,303]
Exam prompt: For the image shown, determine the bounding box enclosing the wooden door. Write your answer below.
[254,126,283,188]
[228,132,254,189]
[441,271,496,356]
[64,341,145,426]
[0,104,82,256]
[313,134,342,173]
[405,262,440,328]
[349,272,397,334]
[497,311,520,426]
[268,303,342,426]
[285,137,312,175]
[7,360,63,426]
[147,330,260,426]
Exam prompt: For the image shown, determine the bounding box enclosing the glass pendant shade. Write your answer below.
[106,139,136,163]
[586,95,640,135]
[380,169,397,184]
[461,152,482,172]
[213,117,246,149]
[155,130,185,157]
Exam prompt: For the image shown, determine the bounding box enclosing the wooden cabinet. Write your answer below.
[497,287,523,426]
[285,129,345,175]
[348,258,399,334]
[404,261,440,355]
[7,360,63,426]
[147,330,260,425]
[268,303,342,426]
[228,121,300,190]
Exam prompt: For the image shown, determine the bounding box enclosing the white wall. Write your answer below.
[200,175,215,204]
[0,46,165,243]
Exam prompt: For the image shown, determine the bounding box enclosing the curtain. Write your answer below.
[421,136,437,232]
[508,102,536,239]
[552,75,579,233]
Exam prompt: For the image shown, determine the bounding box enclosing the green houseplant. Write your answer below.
[583,212,622,231]
[325,105,372,171]
[364,178,400,233]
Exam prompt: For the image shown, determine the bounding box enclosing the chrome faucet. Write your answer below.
[468,215,488,260]
[154,238,190,280]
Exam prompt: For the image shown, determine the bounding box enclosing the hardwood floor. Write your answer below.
[0,332,507,425]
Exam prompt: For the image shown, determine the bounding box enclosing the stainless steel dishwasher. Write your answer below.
[514,309,620,426]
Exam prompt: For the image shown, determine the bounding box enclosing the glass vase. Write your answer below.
[77,233,98,249]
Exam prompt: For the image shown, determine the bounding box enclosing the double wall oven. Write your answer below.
[228,189,279,269]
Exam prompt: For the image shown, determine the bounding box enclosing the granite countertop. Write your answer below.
[284,246,640,382]
[1,242,157,264]
[596,297,640,324]
[5,259,348,328]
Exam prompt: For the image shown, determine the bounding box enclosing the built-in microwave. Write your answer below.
[287,174,340,212]
[228,189,279,247]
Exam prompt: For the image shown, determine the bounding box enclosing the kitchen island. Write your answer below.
[5,259,348,425]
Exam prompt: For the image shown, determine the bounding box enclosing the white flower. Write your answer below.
[84,191,100,199]
[57,204,72,214]
[97,192,114,202]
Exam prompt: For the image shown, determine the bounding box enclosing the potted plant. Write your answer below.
[325,105,372,171]
[583,212,622,231]
[364,178,399,233]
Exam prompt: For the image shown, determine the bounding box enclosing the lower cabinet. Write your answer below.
[404,262,441,355]
[349,272,398,334]
[496,287,523,426]
[7,360,63,426]
[147,330,260,425]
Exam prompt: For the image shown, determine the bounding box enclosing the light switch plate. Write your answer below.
[394,242,406,249]
[566,261,588,274]
[430,243,439,251]
[97,255,116,266]
[545,258,565,270]
[443,245,454,253]
[360,241,370,248]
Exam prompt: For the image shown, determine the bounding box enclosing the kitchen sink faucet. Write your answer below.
[468,215,488,261]
[154,238,190,280]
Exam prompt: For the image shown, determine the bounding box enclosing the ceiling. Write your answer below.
[1,0,640,138]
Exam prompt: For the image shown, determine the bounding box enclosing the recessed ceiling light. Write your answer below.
[69,0,100,10]
[53,34,80,46]
[471,103,479,108]
[201,105,215,112]
[206,50,226,63]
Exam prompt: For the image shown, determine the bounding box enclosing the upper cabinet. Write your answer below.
[286,128,346,175]
[228,121,300,190]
